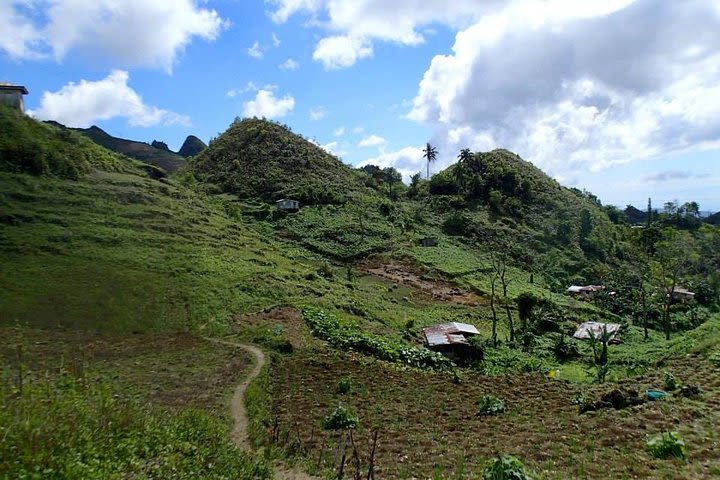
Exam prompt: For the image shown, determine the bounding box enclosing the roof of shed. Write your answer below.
[423,322,479,347]
[573,321,621,341]
[0,84,28,94]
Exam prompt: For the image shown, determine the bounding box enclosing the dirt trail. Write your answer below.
[204,337,317,480]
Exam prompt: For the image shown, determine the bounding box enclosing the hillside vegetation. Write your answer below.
[1,110,719,479]
[189,117,369,203]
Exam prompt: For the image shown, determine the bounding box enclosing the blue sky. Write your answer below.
[1,0,719,211]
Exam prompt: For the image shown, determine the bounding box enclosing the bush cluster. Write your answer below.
[303,309,454,370]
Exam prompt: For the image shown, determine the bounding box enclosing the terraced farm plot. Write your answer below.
[268,351,720,479]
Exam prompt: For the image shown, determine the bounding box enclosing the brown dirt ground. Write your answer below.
[268,351,720,479]
[0,328,251,413]
[363,261,482,306]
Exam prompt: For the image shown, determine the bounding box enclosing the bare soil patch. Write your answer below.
[363,261,482,306]
[268,351,720,479]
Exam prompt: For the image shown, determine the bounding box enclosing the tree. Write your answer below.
[407,172,422,198]
[455,148,473,191]
[653,230,698,340]
[422,142,438,180]
[382,166,402,199]
[489,238,515,343]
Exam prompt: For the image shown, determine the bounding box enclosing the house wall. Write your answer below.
[0,91,24,112]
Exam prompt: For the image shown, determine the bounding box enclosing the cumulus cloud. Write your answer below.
[313,35,373,69]
[358,147,425,181]
[272,33,281,47]
[247,41,263,59]
[28,70,190,128]
[1,0,227,72]
[243,89,295,118]
[334,127,346,137]
[404,0,720,179]
[358,134,387,148]
[310,107,327,120]
[269,0,505,68]
[279,58,300,70]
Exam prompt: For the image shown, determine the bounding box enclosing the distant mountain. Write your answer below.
[178,135,207,158]
[624,205,647,224]
[705,212,720,225]
[74,125,186,172]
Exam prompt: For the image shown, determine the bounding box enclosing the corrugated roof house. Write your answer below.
[573,321,621,343]
[567,285,604,299]
[276,198,299,211]
[423,322,480,348]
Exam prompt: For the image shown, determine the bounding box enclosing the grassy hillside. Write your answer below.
[2,109,719,479]
[189,117,369,203]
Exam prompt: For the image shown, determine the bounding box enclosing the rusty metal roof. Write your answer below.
[423,322,479,347]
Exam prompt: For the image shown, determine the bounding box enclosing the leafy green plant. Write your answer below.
[646,431,687,460]
[322,405,359,431]
[336,377,352,395]
[664,371,680,391]
[482,455,535,480]
[303,309,454,370]
[477,395,506,416]
[710,351,720,367]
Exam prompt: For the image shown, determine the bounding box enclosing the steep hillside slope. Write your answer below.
[178,135,207,157]
[189,118,368,202]
[72,124,186,172]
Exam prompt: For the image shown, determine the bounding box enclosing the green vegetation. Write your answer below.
[476,394,506,415]
[322,405,359,431]
[482,456,536,480]
[2,109,720,479]
[646,431,687,460]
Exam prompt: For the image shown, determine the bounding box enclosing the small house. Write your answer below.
[669,287,695,303]
[424,322,479,353]
[420,237,438,247]
[573,321,621,343]
[276,198,299,212]
[567,285,604,300]
[0,84,28,112]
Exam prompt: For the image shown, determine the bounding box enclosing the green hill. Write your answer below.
[178,135,207,157]
[189,117,368,203]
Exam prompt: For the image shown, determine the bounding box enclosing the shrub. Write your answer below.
[336,377,352,395]
[664,371,680,391]
[553,334,580,361]
[710,351,720,367]
[322,405,358,431]
[482,455,535,480]
[477,395,506,416]
[646,431,687,460]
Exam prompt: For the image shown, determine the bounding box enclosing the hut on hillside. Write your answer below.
[567,285,604,300]
[420,237,438,247]
[573,321,622,343]
[424,322,479,353]
[276,198,300,212]
[0,84,28,112]
[668,287,695,303]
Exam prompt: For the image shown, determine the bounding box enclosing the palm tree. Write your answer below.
[455,148,473,190]
[422,142,438,180]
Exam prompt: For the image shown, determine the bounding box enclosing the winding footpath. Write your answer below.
[203,337,316,480]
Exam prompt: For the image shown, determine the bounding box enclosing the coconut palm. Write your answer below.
[422,142,438,180]
[455,148,473,191]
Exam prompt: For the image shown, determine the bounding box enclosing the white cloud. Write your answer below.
[358,134,387,148]
[359,146,425,181]
[269,0,506,68]
[279,58,300,70]
[310,107,328,120]
[313,35,373,70]
[27,70,190,128]
[247,41,263,59]
[243,89,295,118]
[2,0,227,72]
[272,32,281,47]
[334,127,346,137]
[320,141,346,156]
[226,82,259,98]
[405,0,720,180]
